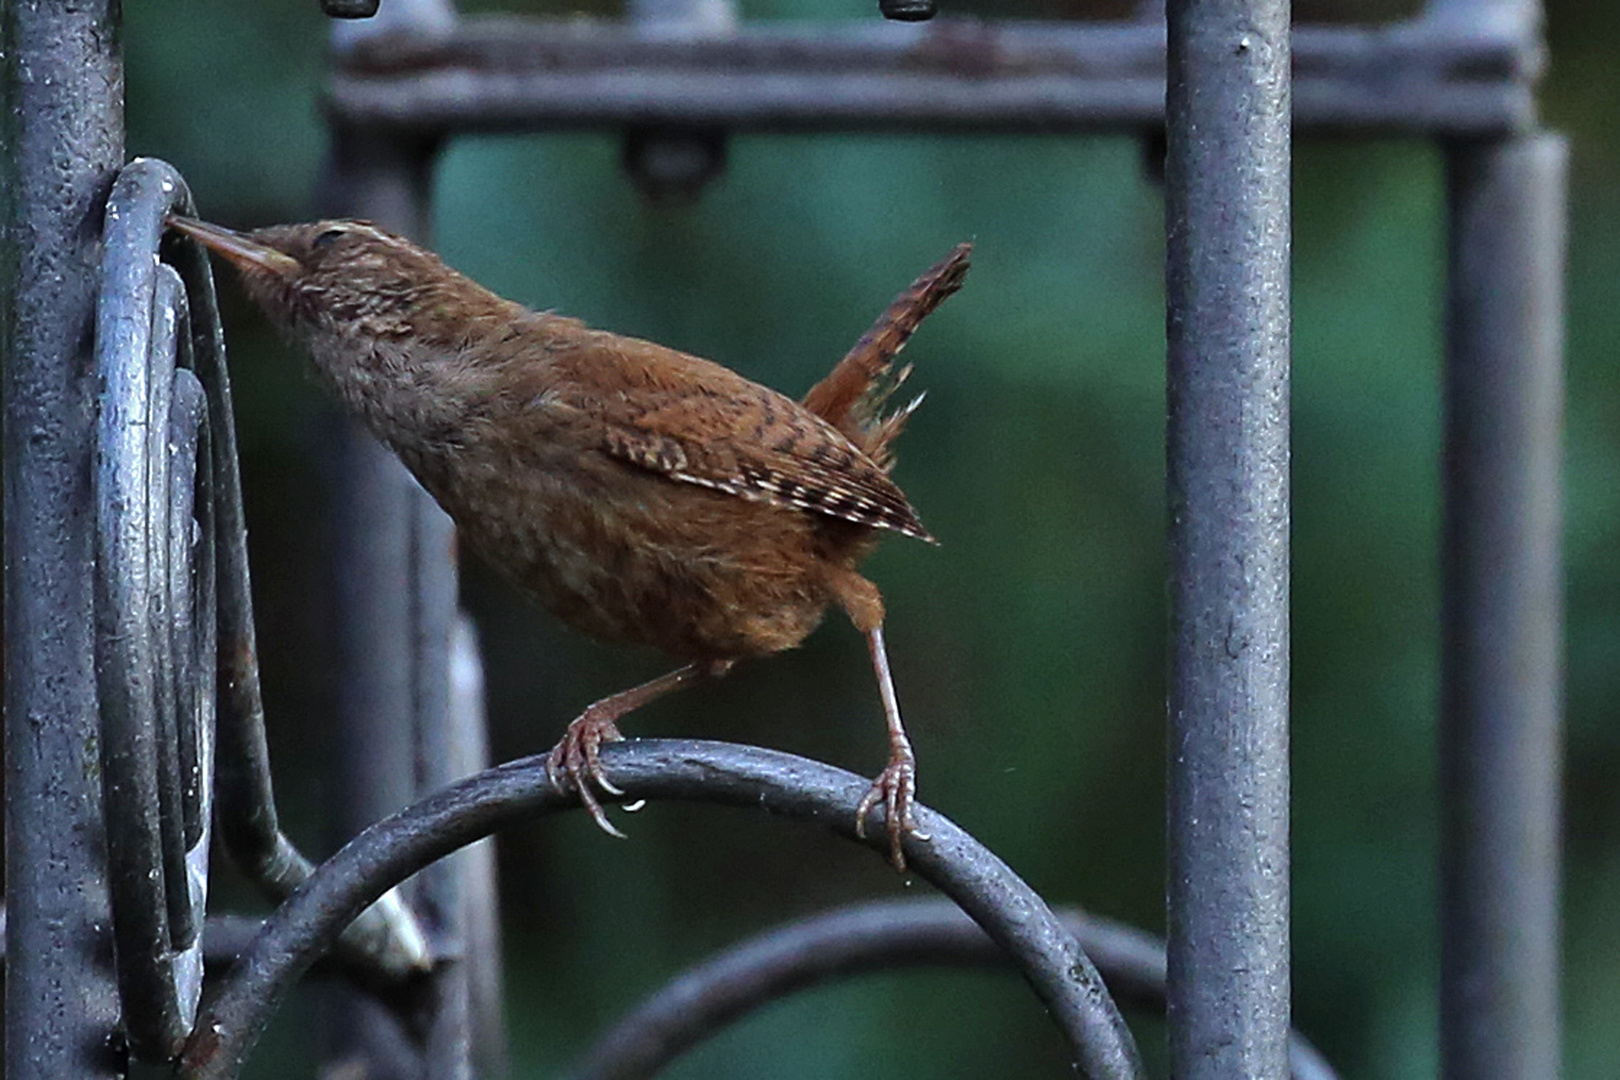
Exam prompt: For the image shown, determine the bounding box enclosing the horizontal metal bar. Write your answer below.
[327,14,1539,136]
[179,740,1146,1080]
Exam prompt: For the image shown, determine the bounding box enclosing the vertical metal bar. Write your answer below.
[1423,0,1537,33]
[1441,132,1565,1080]
[413,616,509,1080]
[318,125,440,881]
[1163,0,1291,1077]
[321,4,474,1076]
[448,616,509,1079]
[318,126,447,1080]
[626,0,734,23]
[1,2,127,1077]
[408,484,471,1080]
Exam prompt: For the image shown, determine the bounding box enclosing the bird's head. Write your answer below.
[165,216,466,343]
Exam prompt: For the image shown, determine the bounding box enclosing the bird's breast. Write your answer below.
[414,431,841,661]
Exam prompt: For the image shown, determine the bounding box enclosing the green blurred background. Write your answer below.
[121,0,1617,1076]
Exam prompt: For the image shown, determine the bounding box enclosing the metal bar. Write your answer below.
[95,245,186,1056]
[326,14,1538,136]
[408,475,470,1080]
[1424,0,1539,33]
[448,617,509,1079]
[1440,131,1565,1080]
[166,367,212,954]
[625,0,734,26]
[1,0,127,1074]
[152,288,192,953]
[325,0,384,19]
[567,897,1339,1080]
[318,65,447,879]
[1163,0,1291,1077]
[178,740,1146,1080]
[325,426,435,1080]
[321,2,466,1069]
[328,3,499,1071]
[94,165,235,1059]
[318,126,441,1080]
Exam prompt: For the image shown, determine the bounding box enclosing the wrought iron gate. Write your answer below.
[1,0,1563,1078]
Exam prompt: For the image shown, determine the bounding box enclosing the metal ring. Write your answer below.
[94,157,218,1062]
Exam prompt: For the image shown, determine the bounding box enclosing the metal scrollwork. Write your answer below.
[94,157,221,1061]
[93,158,430,1064]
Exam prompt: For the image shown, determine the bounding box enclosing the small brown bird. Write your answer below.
[166,214,969,869]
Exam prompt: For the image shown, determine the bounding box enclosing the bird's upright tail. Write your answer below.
[802,242,972,471]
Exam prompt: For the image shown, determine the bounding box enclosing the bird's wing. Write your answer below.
[514,319,932,540]
[601,379,933,541]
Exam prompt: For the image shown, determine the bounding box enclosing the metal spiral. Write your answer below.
[93,157,431,1062]
[94,157,220,1060]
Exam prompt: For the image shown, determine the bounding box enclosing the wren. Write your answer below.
[166,213,969,869]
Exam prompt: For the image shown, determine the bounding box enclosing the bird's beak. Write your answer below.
[165,215,302,277]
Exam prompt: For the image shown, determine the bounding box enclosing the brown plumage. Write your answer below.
[166,213,969,869]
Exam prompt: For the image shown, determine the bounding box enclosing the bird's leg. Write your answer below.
[853,625,927,870]
[547,659,733,836]
[826,567,926,870]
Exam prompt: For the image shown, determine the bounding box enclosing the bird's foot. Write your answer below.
[855,753,929,871]
[546,709,628,838]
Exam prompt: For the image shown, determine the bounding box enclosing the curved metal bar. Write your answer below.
[95,158,215,1061]
[565,897,1341,1080]
[180,740,1146,1080]
[167,367,214,959]
[151,273,189,947]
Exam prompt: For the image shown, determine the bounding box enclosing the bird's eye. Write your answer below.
[312,227,347,250]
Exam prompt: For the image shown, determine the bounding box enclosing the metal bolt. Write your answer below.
[621,126,728,203]
[323,0,381,18]
[879,0,936,21]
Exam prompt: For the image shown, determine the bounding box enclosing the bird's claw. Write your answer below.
[546,711,628,838]
[855,755,927,871]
